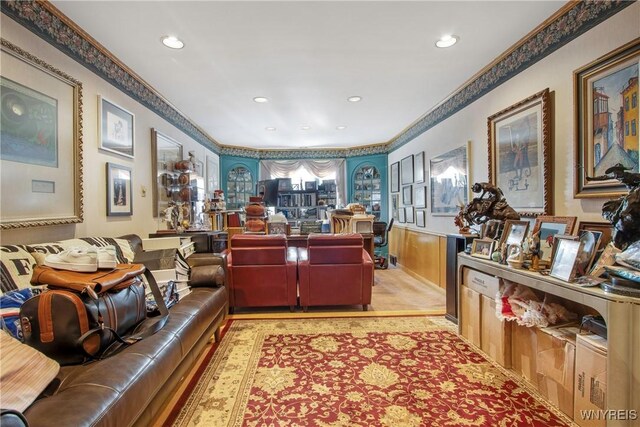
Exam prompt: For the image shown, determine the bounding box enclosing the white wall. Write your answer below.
[389,3,640,236]
[0,17,219,245]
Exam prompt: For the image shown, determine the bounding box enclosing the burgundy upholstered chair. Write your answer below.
[297,234,374,311]
[225,234,297,311]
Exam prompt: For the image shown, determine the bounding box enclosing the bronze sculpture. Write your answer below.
[458,182,520,226]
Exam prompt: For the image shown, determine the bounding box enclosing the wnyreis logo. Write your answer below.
[580,410,638,421]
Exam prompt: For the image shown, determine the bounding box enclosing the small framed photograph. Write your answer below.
[416,210,426,227]
[482,219,503,240]
[577,221,613,252]
[402,185,413,205]
[398,207,406,223]
[401,155,414,185]
[98,96,134,158]
[575,230,602,277]
[405,206,414,223]
[499,220,530,248]
[550,238,583,282]
[532,216,577,264]
[414,186,426,208]
[471,238,495,259]
[415,151,425,183]
[390,162,400,193]
[106,162,132,216]
[268,222,288,235]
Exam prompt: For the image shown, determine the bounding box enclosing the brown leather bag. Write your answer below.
[21,266,168,365]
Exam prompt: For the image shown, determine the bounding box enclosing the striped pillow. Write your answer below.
[27,237,135,264]
[0,330,60,412]
[0,245,40,295]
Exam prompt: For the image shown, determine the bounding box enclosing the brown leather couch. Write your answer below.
[22,234,228,427]
[225,234,297,311]
[298,234,374,311]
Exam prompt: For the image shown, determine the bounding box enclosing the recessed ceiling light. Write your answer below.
[300,125,311,131]
[253,97,269,103]
[161,35,184,49]
[265,127,276,131]
[435,34,459,48]
[336,126,347,130]
[347,96,362,102]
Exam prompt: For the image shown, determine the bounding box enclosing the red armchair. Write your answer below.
[225,234,297,311]
[298,234,374,311]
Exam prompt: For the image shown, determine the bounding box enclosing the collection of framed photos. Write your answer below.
[391,144,470,228]
[469,216,614,283]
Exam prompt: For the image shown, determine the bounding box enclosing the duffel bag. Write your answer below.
[21,266,168,365]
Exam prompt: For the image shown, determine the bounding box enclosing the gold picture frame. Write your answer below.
[0,39,83,229]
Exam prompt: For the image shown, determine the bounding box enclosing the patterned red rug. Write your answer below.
[169,317,573,426]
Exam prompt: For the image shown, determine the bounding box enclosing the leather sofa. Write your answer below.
[225,234,297,311]
[298,234,374,311]
[0,234,228,427]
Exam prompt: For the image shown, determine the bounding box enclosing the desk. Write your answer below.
[286,234,374,260]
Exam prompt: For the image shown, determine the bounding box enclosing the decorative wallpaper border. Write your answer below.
[2,0,633,159]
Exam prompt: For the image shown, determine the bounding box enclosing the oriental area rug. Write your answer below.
[169,317,573,427]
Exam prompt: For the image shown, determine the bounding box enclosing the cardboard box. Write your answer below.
[536,326,578,417]
[462,267,500,298]
[574,334,607,427]
[460,285,481,347]
[511,323,538,389]
[481,294,511,367]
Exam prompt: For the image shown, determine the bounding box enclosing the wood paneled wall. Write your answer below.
[389,227,447,289]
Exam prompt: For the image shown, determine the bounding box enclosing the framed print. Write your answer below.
[106,163,132,216]
[471,238,495,259]
[488,88,551,216]
[499,220,530,248]
[405,206,414,223]
[415,151,425,183]
[391,194,399,220]
[390,161,400,193]
[402,185,413,205]
[401,155,414,185]
[98,95,134,158]
[416,209,426,227]
[550,238,583,282]
[398,207,406,223]
[206,155,219,194]
[151,128,183,217]
[414,186,426,208]
[430,144,469,216]
[532,215,577,264]
[577,221,613,252]
[1,39,83,229]
[574,39,639,198]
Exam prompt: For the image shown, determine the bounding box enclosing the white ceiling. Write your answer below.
[53,1,565,150]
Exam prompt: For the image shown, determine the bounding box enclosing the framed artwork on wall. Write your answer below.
[390,161,400,193]
[0,39,83,229]
[488,88,551,216]
[574,39,639,198]
[402,185,413,205]
[106,162,132,216]
[98,95,134,158]
[151,128,183,217]
[398,207,406,223]
[415,151,425,183]
[391,194,399,220]
[414,186,426,208]
[416,209,426,227]
[405,206,414,223]
[401,155,414,185]
[430,143,469,216]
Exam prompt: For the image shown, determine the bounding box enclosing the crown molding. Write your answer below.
[2,0,633,158]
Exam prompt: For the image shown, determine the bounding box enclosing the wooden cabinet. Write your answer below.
[457,254,640,426]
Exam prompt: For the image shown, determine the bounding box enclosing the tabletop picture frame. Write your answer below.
[99,95,134,158]
[471,238,495,259]
[106,162,132,216]
[574,39,639,198]
[532,215,577,264]
[498,219,530,249]
[488,88,551,216]
[550,238,583,282]
[1,39,84,229]
[577,220,613,252]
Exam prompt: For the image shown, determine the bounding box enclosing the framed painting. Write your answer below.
[415,151,425,183]
[430,143,469,216]
[488,88,551,216]
[574,39,639,198]
[398,207,406,223]
[0,39,83,229]
[106,162,132,216]
[405,206,414,224]
[401,155,414,185]
[390,161,400,193]
[414,186,426,209]
[98,95,134,158]
[416,209,426,227]
[151,128,183,217]
[402,185,413,205]
[532,215,577,264]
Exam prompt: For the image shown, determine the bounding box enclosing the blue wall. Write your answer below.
[346,153,388,224]
[220,155,259,203]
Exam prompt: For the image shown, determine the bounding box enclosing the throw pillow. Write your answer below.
[0,330,60,412]
[27,237,135,265]
[0,246,41,295]
[0,289,33,339]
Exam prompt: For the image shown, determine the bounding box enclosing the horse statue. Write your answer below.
[458,182,520,226]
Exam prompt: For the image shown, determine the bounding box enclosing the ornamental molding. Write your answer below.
[2,0,632,158]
